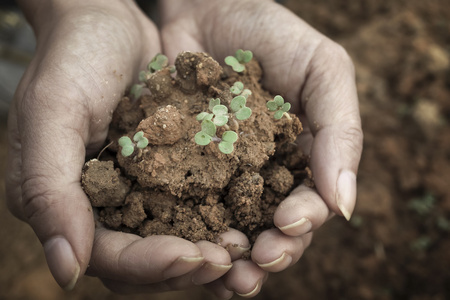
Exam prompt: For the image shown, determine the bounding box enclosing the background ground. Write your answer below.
[1,0,449,299]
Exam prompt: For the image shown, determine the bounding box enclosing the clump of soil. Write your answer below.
[81,51,311,244]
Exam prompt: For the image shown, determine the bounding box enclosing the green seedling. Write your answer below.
[437,216,450,231]
[130,54,175,99]
[230,96,252,120]
[230,81,252,100]
[194,120,217,146]
[230,81,244,95]
[267,95,292,119]
[148,53,169,72]
[410,236,432,252]
[218,131,238,154]
[408,193,435,215]
[196,98,229,126]
[225,49,253,72]
[130,83,145,99]
[194,120,238,154]
[118,131,149,157]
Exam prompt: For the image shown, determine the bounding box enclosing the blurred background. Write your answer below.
[1,0,449,299]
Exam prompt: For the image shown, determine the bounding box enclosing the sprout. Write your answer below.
[209,98,221,111]
[230,81,244,95]
[231,96,252,120]
[133,131,149,149]
[212,105,229,126]
[118,131,148,157]
[130,84,144,99]
[218,131,238,154]
[119,136,134,157]
[196,111,213,121]
[225,49,253,72]
[195,120,217,146]
[241,89,252,99]
[130,53,175,99]
[266,95,292,119]
[148,54,169,72]
[197,98,229,126]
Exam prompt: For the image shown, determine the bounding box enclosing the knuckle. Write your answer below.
[339,123,364,159]
[331,42,355,70]
[21,175,59,222]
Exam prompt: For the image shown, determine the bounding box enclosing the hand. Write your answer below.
[6,0,235,292]
[159,0,363,297]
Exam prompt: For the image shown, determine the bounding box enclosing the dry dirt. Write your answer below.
[1,0,449,299]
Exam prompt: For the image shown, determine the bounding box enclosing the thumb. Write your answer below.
[17,82,96,290]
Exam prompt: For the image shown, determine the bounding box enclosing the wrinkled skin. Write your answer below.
[6,0,362,298]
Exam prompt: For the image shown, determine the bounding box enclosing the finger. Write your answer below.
[217,228,251,261]
[223,260,268,298]
[204,278,234,300]
[251,229,310,273]
[274,185,329,236]
[87,228,203,284]
[191,241,232,285]
[100,278,170,294]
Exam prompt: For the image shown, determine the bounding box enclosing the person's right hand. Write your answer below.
[6,0,236,292]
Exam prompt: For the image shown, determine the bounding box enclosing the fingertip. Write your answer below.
[217,228,251,261]
[43,236,81,290]
[336,169,357,221]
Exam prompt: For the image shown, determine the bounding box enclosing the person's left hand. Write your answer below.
[159,0,363,298]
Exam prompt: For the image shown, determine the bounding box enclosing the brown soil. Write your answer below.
[81,51,308,245]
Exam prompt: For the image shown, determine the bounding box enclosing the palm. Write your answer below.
[159,0,362,296]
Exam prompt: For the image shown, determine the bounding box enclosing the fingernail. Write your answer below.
[191,262,233,285]
[336,170,357,221]
[278,217,312,235]
[163,256,204,279]
[225,244,251,261]
[257,252,292,272]
[236,279,263,298]
[43,237,80,290]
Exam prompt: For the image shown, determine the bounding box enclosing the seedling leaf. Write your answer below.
[242,50,253,63]
[230,96,246,112]
[139,71,148,82]
[148,54,169,71]
[214,115,229,126]
[209,98,221,111]
[235,107,252,120]
[196,112,213,121]
[136,137,149,149]
[222,131,238,143]
[281,102,291,112]
[230,81,244,95]
[274,110,284,120]
[274,95,284,106]
[119,136,132,147]
[225,56,239,66]
[121,145,134,157]
[235,49,245,62]
[241,89,252,98]
[130,84,143,99]
[212,104,228,116]
[201,120,216,137]
[266,101,278,111]
[133,131,144,141]
[218,141,234,154]
[195,132,212,146]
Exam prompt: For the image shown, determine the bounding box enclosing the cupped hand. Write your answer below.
[6,0,235,292]
[160,0,363,297]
